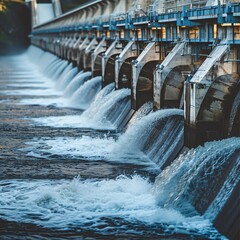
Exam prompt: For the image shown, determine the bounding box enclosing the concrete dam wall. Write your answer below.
[31,0,240,148]
[26,0,240,239]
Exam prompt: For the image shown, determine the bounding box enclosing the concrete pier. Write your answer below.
[0,1,239,239]
[30,0,240,148]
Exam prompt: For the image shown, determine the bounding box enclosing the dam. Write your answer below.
[0,0,239,239]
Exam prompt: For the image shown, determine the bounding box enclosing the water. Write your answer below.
[27,83,130,130]
[153,138,240,215]
[127,101,153,127]
[0,46,238,239]
[57,67,78,91]
[63,71,91,97]
[79,86,131,130]
[0,176,222,239]
[69,76,102,109]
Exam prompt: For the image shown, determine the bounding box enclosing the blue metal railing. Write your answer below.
[188,6,219,17]
[157,12,179,21]
[32,3,240,38]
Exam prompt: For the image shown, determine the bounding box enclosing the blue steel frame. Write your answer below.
[32,3,240,44]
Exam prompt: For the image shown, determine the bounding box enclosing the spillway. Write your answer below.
[0,0,240,239]
[0,46,239,239]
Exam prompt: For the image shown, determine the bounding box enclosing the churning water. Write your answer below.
[0,46,239,239]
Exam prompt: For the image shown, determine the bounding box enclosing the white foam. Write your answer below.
[29,115,92,128]
[0,176,221,238]
[24,135,155,167]
[28,87,130,130]
[7,80,55,89]
[1,88,61,96]
[18,97,67,107]
[25,136,115,160]
[27,110,184,165]
[0,68,60,97]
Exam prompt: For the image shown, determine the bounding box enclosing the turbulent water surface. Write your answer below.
[0,47,237,239]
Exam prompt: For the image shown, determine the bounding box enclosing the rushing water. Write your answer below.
[0,46,239,239]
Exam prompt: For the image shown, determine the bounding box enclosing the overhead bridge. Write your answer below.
[30,0,240,149]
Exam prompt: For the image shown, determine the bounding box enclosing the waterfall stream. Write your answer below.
[0,45,238,240]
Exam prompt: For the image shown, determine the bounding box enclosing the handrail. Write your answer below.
[32,3,240,35]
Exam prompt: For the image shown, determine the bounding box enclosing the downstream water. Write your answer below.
[0,47,239,240]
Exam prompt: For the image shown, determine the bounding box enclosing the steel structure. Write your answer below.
[30,0,240,151]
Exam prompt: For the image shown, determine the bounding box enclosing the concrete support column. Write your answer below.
[153,65,164,110]
[59,35,67,58]
[153,42,192,109]
[84,37,98,70]
[77,37,89,69]
[184,81,206,148]
[184,79,214,148]
[67,34,78,61]
[115,40,137,89]
[92,38,107,76]
[132,41,161,110]
[183,42,234,148]
[102,40,123,86]
[72,36,82,64]
[63,35,73,59]
[102,40,117,80]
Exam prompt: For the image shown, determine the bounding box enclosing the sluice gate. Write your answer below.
[30,0,240,148]
[9,1,238,239]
